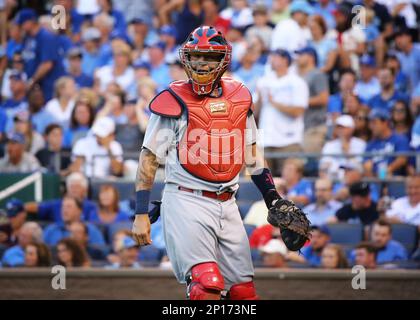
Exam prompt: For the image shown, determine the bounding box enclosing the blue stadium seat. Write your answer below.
[243,223,256,238]
[150,182,165,201]
[138,244,163,263]
[107,221,133,242]
[327,223,364,245]
[238,202,252,219]
[388,181,406,199]
[237,182,263,203]
[391,223,418,254]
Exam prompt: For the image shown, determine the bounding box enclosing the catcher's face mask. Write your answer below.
[179,26,232,95]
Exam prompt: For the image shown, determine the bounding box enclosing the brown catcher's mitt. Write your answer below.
[267,198,311,251]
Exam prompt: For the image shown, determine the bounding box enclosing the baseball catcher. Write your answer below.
[132,26,310,300]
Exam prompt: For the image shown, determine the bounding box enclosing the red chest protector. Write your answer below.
[149,78,252,183]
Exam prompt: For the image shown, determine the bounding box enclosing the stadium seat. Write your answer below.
[237,182,263,203]
[107,221,133,242]
[391,223,418,254]
[138,244,163,263]
[327,223,364,245]
[243,224,256,238]
[387,181,406,199]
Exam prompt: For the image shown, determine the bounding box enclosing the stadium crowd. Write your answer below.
[0,0,419,269]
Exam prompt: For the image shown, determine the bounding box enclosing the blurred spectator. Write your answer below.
[1,52,27,101]
[95,42,134,93]
[307,15,337,73]
[92,184,130,224]
[169,60,188,82]
[386,174,420,228]
[1,70,28,133]
[249,224,276,249]
[244,177,287,227]
[45,76,77,129]
[13,110,45,155]
[25,172,98,222]
[220,0,253,29]
[394,31,419,89]
[364,108,410,177]
[28,85,54,135]
[43,195,105,246]
[270,0,290,25]
[159,25,179,64]
[202,0,231,35]
[361,0,393,39]
[70,116,124,178]
[332,3,366,71]
[327,69,357,116]
[105,236,142,269]
[330,181,379,226]
[93,13,115,65]
[56,238,91,268]
[333,163,380,203]
[320,115,366,178]
[304,178,342,226]
[0,133,41,172]
[368,67,410,111]
[16,9,66,101]
[391,100,413,140]
[35,123,71,173]
[96,0,127,34]
[354,242,377,269]
[270,0,312,52]
[115,99,146,156]
[282,158,314,207]
[69,221,108,261]
[66,47,94,89]
[127,60,152,99]
[24,242,51,267]
[1,222,43,267]
[63,99,95,149]
[81,27,107,76]
[233,43,265,98]
[353,108,372,142]
[296,46,329,153]
[369,219,408,264]
[313,0,336,30]
[299,225,331,267]
[160,0,203,45]
[0,199,27,247]
[244,4,273,51]
[260,238,288,268]
[97,89,128,125]
[256,49,308,176]
[148,41,171,92]
[321,244,349,269]
[354,55,380,103]
[225,27,248,70]
[385,52,410,94]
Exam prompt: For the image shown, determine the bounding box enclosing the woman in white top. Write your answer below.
[94,42,135,93]
[45,76,77,129]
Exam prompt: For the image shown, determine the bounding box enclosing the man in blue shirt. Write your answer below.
[24,172,98,222]
[17,9,66,101]
[1,71,28,132]
[300,225,331,267]
[148,42,171,92]
[1,222,43,267]
[394,28,420,91]
[81,27,108,76]
[67,47,94,89]
[368,67,410,111]
[327,69,357,114]
[43,196,105,246]
[364,108,410,177]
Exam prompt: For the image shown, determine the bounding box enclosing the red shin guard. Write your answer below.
[229,281,259,300]
[188,262,225,300]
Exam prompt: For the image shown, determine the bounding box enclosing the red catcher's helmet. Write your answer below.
[179,26,232,95]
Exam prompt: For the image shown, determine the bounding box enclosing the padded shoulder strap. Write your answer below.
[149,89,183,118]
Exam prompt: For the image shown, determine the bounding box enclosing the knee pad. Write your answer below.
[187,262,225,300]
[229,281,259,300]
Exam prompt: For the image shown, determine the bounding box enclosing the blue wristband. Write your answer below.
[135,190,151,214]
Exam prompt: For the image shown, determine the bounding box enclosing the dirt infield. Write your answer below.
[0,268,419,300]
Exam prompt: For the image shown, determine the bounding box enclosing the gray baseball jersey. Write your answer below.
[142,110,257,286]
